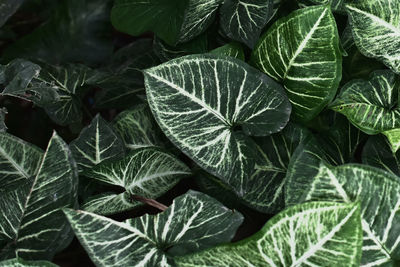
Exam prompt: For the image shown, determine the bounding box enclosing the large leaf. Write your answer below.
[0,0,25,28]
[251,5,342,122]
[64,191,244,266]
[0,132,43,192]
[286,160,400,265]
[346,0,400,74]
[362,134,400,176]
[219,0,273,48]
[0,133,78,260]
[0,258,58,267]
[0,60,90,125]
[82,147,191,215]
[3,0,113,65]
[209,42,245,60]
[144,54,291,196]
[330,70,400,152]
[111,0,221,45]
[69,115,125,172]
[175,201,362,266]
[112,104,166,150]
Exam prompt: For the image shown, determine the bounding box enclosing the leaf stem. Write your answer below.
[130,195,168,211]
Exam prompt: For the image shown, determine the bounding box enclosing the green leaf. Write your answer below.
[112,104,166,150]
[111,0,221,46]
[209,42,245,60]
[69,115,125,172]
[219,0,273,48]
[82,147,191,215]
[0,258,58,267]
[251,5,342,122]
[175,201,362,266]
[2,0,113,65]
[0,108,7,132]
[0,133,78,260]
[286,160,400,265]
[0,60,90,126]
[346,0,400,74]
[144,54,291,196]
[0,0,25,28]
[0,133,43,192]
[362,134,400,176]
[330,70,400,152]
[64,191,244,266]
[300,0,345,12]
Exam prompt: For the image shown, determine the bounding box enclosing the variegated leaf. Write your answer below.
[64,191,244,266]
[82,147,191,215]
[300,0,345,12]
[144,54,291,196]
[362,134,400,176]
[70,115,125,172]
[251,5,342,122]
[286,159,400,265]
[209,42,245,60]
[0,258,58,267]
[111,0,222,45]
[0,108,7,132]
[175,201,362,266]
[330,70,400,152]
[220,0,273,48]
[346,0,400,74]
[0,132,43,192]
[112,104,166,150]
[0,133,78,260]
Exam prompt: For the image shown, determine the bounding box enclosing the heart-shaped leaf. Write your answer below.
[0,132,43,192]
[0,132,78,260]
[251,5,342,122]
[111,0,222,45]
[64,191,244,266]
[346,0,400,74]
[330,70,400,152]
[82,147,191,215]
[70,115,125,172]
[144,54,291,196]
[220,0,273,48]
[175,201,362,266]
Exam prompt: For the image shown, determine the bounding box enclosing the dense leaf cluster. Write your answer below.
[1,0,400,266]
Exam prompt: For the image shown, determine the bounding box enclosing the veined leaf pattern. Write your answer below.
[175,201,362,266]
[220,0,273,48]
[0,133,43,192]
[251,5,342,122]
[0,258,58,267]
[330,70,400,152]
[64,191,244,267]
[70,115,125,172]
[82,147,191,215]
[0,133,78,260]
[209,42,245,60]
[144,54,291,196]
[346,0,400,74]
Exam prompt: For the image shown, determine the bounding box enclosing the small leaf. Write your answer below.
[82,147,191,215]
[251,5,342,122]
[0,132,43,192]
[0,133,78,260]
[346,0,400,74]
[70,115,125,172]
[112,104,166,150]
[0,258,58,267]
[209,42,245,60]
[330,70,400,152]
[111,0,221,45]
[220,0,273,48]
[64,191,244,266]
[175,201,362,266]
[144,54,291,196]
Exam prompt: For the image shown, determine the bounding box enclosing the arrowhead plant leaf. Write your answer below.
[82,147,191,215]
[64,191,244,266]
[175,201,362,266]
[0,132,78,260]
[144,54,291,196]
[251,5,342,122]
